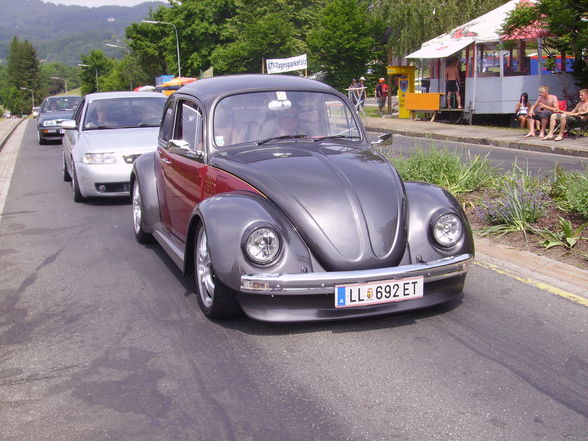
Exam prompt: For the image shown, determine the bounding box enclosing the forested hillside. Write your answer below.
[0,0,165,65]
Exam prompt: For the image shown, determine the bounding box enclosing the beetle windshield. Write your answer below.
[213,91,361,148]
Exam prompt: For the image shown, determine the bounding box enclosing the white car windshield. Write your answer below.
[84,97,166,130]
[213,91,361,148]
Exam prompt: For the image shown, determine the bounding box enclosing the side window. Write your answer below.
[174,100,204,152]
[159,101,175,142]
[74,99,85,126]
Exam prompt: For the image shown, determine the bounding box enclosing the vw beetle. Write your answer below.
[131,74,474,322]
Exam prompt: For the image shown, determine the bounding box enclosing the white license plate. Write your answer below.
[335,276,424,308]
[59,129,65,134]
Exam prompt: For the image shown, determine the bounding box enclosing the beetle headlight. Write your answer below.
[83,153,117,164]
[433,213,463,247]
[244,227,281,265]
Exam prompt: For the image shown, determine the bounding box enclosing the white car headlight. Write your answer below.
[433,213,463,247]
[243,226,281,265]
[43,120,58,126]
[83,153,117,164]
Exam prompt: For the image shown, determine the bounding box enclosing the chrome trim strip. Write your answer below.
[240,254,473,295]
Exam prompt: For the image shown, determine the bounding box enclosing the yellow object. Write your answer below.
[387,66,415,119]
[405,93,444,111]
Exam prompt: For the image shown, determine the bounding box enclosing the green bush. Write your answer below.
[387,148,494,195]
[549,166,588,220]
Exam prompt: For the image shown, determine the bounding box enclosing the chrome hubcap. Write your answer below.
[132,181,142,234]
[196,228,215,307]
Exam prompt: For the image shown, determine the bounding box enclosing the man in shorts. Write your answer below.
[525,85,559,138]
[542,89,588,141]
[445,57,462,109]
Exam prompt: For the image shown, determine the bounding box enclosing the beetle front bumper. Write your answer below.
[240,253,473,295]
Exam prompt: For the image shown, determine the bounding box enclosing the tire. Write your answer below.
[132,179,153,244]
[63,153,71,182]
[71,162,85,203]
[38,131,47,145]
[194,224,242,319]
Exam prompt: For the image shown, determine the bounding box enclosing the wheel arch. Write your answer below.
[130,151,160,233]
[404,181,475,262]
[186,192,313,292]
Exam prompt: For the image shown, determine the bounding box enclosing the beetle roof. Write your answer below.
[176,74,339,108]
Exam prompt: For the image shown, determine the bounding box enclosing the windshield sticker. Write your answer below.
[276,91,287,101]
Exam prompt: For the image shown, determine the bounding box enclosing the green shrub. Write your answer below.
[388,148,494,195]
[549,166,588,220]
[477,164,548,238]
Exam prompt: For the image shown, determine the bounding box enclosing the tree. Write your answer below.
[79,50,114,95]
[211,0,321,74]
[1,36,41,114]
[376,0,505,58]
[502,0,588,87]
[307,0,380,90]
[127,0,237,80]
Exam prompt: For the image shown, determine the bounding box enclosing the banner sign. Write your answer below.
[266,54,307,74]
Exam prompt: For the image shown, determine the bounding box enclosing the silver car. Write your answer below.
[62,91,167,202]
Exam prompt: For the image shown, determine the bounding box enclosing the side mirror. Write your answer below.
[61,120,77,130]
[370,132,392,146]
[168,139,204,161]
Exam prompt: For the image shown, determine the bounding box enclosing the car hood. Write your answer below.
[81,127,160,153]
[212,143,407,271]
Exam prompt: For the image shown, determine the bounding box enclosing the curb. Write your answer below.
[474,237,588,300]
[0,119,25,154]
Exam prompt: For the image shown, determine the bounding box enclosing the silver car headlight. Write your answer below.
[42,120,58,126]
[243,226,281,265]
[83,153,117,164]
[433,213,463,247]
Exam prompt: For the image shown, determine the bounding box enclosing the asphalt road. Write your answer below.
[382,133,588,175]
[1,122,587,441]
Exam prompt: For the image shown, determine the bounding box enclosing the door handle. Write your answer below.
[161,157,172,165]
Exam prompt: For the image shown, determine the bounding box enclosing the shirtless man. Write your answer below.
[525,85,559,137]
[543,89,588,141]
[445,57,462,109]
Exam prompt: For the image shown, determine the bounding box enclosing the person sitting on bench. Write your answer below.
[542,89,588,141]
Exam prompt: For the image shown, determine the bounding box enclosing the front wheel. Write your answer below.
[63,153,71,182]
[194,224,242,319]
[132,179,153,244]
[71,161,85,203]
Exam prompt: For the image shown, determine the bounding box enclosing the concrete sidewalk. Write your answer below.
[0,118,24,152]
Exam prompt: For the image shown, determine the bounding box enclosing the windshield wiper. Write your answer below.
[257,134,308,145]
[313,134,361,142]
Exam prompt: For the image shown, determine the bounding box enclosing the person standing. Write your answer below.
[525,85,559,138]
[445,57,462,109]
[375,78,386,114]
[357,77,366,110]
[347,78,359,107]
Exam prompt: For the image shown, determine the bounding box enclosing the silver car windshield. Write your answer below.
[83,97,166,130]
[213,91,361,148]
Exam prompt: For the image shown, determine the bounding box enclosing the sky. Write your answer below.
[42,0,167,7]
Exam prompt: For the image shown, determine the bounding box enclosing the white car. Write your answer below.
[62,91,167,202]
